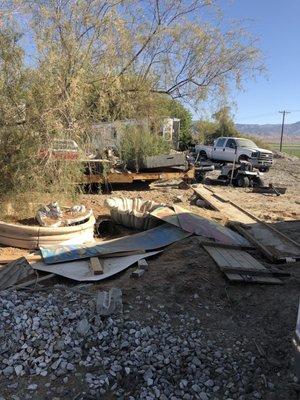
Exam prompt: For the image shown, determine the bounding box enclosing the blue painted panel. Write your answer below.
[40,223,191,264]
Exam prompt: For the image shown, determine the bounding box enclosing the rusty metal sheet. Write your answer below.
[151,205,249,247]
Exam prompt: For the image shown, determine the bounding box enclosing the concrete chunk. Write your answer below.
[96,288,123,315]
[131,268,145,278]
[138,259,148,270]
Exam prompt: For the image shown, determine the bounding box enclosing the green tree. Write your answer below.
[196,107,240,144]
[194,120,218,143]
[0,0,264,211]
[159,98,193,149]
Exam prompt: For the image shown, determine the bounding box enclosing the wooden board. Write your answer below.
[89,257,103,275]
[203,245,282,284]
[194,185,300,262]
[252,186,287,195]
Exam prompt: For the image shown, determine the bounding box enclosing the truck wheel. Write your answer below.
[236,175,250,188]
[259,166,269,172]
[200,151,207,160]
[238,155,249,163]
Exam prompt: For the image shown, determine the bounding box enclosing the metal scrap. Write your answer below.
[0,257,35,290]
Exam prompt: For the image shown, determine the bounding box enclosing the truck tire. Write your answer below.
[259,166,269,172]
[200,151,207,160]
[238,155,249,163]
[236,175,250,188]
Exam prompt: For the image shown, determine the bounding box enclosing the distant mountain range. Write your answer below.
[235,121,300,141]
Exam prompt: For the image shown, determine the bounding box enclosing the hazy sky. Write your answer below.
[215,0,300,124]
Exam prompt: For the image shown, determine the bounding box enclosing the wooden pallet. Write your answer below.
[203,245,282,284]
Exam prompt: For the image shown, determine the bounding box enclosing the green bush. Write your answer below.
[119,127,170,172]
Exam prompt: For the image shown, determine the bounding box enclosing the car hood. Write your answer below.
[247,147,273,154]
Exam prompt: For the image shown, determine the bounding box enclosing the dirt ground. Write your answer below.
[0,155,300,399]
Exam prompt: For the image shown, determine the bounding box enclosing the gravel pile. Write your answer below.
[0,287,281,399]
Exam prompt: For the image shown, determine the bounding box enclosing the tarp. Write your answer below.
[151,205,249,247]
[31,251,161,281]
[40,223,191,264]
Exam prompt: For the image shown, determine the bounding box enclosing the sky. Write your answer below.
[207,0,300,125]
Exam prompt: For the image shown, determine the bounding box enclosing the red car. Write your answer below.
[40,139,79,160]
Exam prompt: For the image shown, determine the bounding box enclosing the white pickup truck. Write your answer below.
[195,137,273,171]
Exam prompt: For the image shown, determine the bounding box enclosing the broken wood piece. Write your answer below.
[203,245,282,284]
[6,273,56,290]
[252,186,287,195]
[224,273,282,284]
[89,257,103,275]
[197,236,253,250]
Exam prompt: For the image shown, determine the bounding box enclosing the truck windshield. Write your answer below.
[236,139,258,148]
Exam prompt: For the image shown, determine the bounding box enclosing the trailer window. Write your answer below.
[216,138,226,147]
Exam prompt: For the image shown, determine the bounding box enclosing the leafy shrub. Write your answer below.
[119,127,170,172]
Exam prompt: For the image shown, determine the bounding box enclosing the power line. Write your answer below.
[278,110,291,152]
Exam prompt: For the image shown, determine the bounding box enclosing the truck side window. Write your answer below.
[216,138,226,147]
[226,139,236,149]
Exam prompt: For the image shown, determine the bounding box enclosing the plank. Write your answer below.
[89,257,103,275]
[197,237,252,250]
[5,273,56,290]
[228,222,281,262]
[192,186,221,211]
[252,186,287,195]
[225,272,282,284]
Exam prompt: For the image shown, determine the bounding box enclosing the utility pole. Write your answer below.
[278,110,291,152]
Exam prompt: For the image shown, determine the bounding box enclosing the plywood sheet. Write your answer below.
[32,251,161,282]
